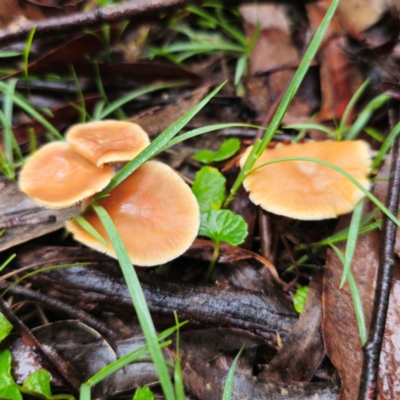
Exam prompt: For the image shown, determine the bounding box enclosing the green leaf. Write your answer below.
[23,369,52,397]
[0,350,22,400]
[193,138,241,164]
[193,149,215,164]
[199,210,247,246]
[0,385,21,400]
[133,387,154,400]
[192,167,226,212]
[0,313,12,343]
[293,286,309,314]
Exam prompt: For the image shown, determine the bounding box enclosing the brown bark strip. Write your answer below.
[0,0,187,45]
[28,264,297,346]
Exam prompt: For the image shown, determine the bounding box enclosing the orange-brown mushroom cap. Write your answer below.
[241,140,372,220]
[19,142,115,209]
[66,120,150,167]
[66,160,200,266]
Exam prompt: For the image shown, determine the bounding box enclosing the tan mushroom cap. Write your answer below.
[241,140,372,220]
[66,120,150,167]
[19,142,115,209]
[66,160,200,266]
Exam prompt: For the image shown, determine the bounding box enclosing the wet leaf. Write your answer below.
[176,329,339,400]
[261,277,324,383]
[193,138,241,163]
[0,350,21,400]
[192,166,226,212]
[0,313,12,342]
[322,201,378,400]
[199,210,248,246]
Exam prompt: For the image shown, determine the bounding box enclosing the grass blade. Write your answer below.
[0,82,63,140]
[23,27,36,81]
[87,342,170,387]
[226,0,340,204]
[249,156,400,226]
[345,94,390,140]
[316,208,380,246]
[330,244,367,344]
[338,78,370,140]
[222,346,244,400]
[284,123,336,138]
[96,81,226,197]
[234,55,247,86]
[73,216,108,247]
[173,313,185,400]
[340,200,364,288]
[98,82,185,120]
[372,120,400,170]
[93,205,175,400]
[79,383,91,400]
[159,123,265,153]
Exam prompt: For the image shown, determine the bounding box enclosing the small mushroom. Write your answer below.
[241,140,372,220]
[66,120,150,167]
[67,160,200,266]
[19,142,115,209]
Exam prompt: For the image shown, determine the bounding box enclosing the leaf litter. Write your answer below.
[0,0,400,399]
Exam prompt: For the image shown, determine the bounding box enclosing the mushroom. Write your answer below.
[66,160,200,266]
[241,140,372,220]
[66,120,150,167]
[19,142,115,209]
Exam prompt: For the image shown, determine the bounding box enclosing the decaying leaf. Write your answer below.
[322,201,378,400]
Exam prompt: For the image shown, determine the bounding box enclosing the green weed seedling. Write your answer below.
[192,166,248,282]
[193,137,241,164]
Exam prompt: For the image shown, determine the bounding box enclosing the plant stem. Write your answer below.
[204,240,220,283]
[224,0,339,206]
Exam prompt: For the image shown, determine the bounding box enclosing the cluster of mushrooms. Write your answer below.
[19,118,372,268]
[19,121,200,266]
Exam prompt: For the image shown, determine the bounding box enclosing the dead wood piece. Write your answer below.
[24,261,297,346]
[14,247,297,346]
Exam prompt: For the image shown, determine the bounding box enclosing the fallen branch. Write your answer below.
[0,0,187,45]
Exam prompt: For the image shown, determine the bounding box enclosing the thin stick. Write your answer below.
[358,134,400,399]
[0,280,116,339]
[0,0,187,45]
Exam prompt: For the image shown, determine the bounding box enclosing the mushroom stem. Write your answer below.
[204,240,220,283]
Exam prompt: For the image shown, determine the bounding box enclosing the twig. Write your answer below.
[0,280,116,339]
[358,133,400,399]
[0,0,187,46]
